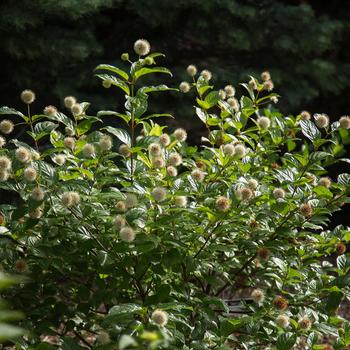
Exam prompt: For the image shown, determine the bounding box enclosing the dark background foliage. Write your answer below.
[0,0,349,224]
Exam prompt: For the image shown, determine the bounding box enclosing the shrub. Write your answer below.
[0,40,350,349]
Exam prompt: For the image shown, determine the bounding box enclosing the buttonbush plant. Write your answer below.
[0,40,350,350]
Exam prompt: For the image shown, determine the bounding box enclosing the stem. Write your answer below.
[130,82,135,184]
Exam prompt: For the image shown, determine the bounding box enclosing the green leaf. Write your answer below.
[119,335,137,350]
[138,84,177,94]
[141,113,173,121]
[134,67,172,80]
[300,120,321,141]
[0,106,24,117]
[97,110,131,124]
[76,117,101,136]
[204,91,220,108]
[0,323,23,342]
[196,107,208,124]
[337,173,350,185]
[104,126,131,146]
[337,254,347,270]
[325,291,343,313]
[94,64,129,80]
[276,332,297,350]
[95,74,130,95]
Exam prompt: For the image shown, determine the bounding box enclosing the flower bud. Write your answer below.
[336,243,346,255]
[276,314,290,328]
[53,154,66,165]
[121,53,129,61]
[168,153,182,166]
[227,97,239,111]
[119,144,131,157]
[273,188,285,199]
[166,166,177,177]
[64,137,76,150]
[223,144,235,156]
[257,116,271,129]
[263,80,274,91]
[148,143,162,156]
[318,177,332,188]
[300,110,311,120]
[234,144,246,158]
[248,179,258,190]
[115,201,126,212]
[114,215,126,229]
[71,103,83,116]
[200,70,212,81]
[300,202,313,217]
[273,295,288,311]
[0,136,5,148]
[99,135,113,151]
[298,316,312,330]
[152,156,165,168]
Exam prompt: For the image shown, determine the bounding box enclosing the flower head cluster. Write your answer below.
[314,113,329,128]
[61,191,80,208]
[251,289,265,304]
[151,309,168,326]
[21,89,35,104]
[134,39,150,56]
[0,119,14,134]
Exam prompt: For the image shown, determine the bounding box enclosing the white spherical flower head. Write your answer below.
[339,115,350,129]
[0,170,9,182]
[53,154,66,165]
[70,192,80,206]
[0,156,12,171]
[0,136,6,148]
[271,96,278,104]
[24,166,37,182]
[257,116,271,129]
[314,113,329,128]
[298,316,312,330]
[99,135,113,151]
[119,144,131,157]
[263,80,274,91]
[240,187,254,201]
[179,81,190,93]
[114,215,126,229]
[248,179,258,190]
[61,192,74,208]
[234,144,246,158]
[151,309,168,327]
[227,97,239,111]
[224,85,236,97]
[125,194,138,208]
[166,166,178,177]
[152,187,167,202]
[148,143,162,156]
[191,168,205,182]
[32,187,45,201]
[0,119,14,134]
[159,133,170,147]
[249,77,258,90]
[186,64,197,77]
[223,144,235,156]
[175,195,187,207]
[64,137,76,150]
[300,110,311,120]
[43,105,57,116]
[82,143,95,158]
[120,227,136,242]
[134,39,151,56]
[318,177,332,188]
[64,96,77,109]
[168,153,182,166]
[216,196,231,212]
[273,188,286,199]
[200,70,212,81]
[218,89,226,100]
[71,103,83,116]
[15,147,30,163]
[29,207,43,219]
[20,89,36,104]
[115,201,126,212]
[152,156,165,168]
[276,314,290,328]
[251,289,265,304]
[261,71,271,81]
[173,128,187,142]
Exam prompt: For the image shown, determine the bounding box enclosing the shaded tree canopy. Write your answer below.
[0,0,349,131]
